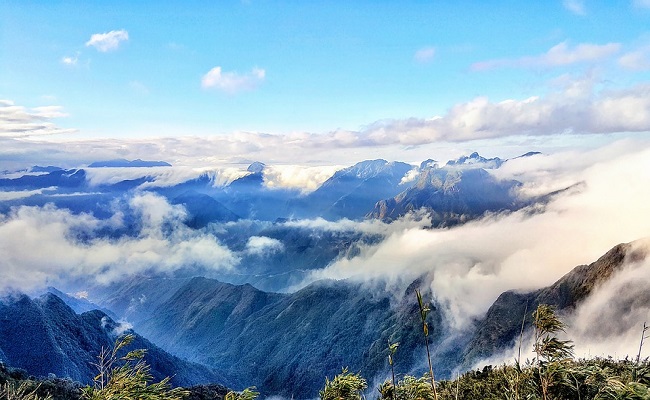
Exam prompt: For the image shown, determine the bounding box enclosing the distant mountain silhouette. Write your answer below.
[88,159,171,168]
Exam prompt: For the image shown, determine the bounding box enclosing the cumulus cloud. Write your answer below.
[0,100,76,138]
[245,236,285,256]
[359,81,650,143]
[303,142,650,331]
[471,41,621,71]
[414,46,436,63]
[0,193,238,292]
[563,0,586,15]
[201,66,266,93]
[85,30,129,52]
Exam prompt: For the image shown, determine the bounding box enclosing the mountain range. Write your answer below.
[2,152,645,398]
[0,152,540,225]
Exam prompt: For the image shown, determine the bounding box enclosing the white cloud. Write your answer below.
[414,46,436,63]
[83,165,249,189]
[245,236,284,256]
[85,30,129,52]
[563,0,586,15]
[399,168,420,185]
[619,46,650,70]
[568,255,650,359]
[632,0,650,8]
[262,165,342,193]
[201,66,266,93]
[358,80,650,143]
[61,55,78,66]
[283,212,431,236]
[471,41,621,71]
[0,193,239,291]
[0,187,55,201]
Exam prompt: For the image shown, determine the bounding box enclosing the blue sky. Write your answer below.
[2,1,650,167]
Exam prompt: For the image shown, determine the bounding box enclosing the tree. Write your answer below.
[388,341,399,400]
[532,304,574,400]
[82,334,188,400]
[416,289,438,400]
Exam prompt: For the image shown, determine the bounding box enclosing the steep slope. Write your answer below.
[369,166,522,225]
[0,292,223,387]
[462,240,648,365]
[137,277,284,354]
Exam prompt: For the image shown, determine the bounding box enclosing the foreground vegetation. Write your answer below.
[1,302,647,399]
[323,304,650,400]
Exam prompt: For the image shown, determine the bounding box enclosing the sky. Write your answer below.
[2,1,650,170]
[2,1,650,361]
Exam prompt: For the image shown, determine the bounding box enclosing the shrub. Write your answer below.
[320,368,367,400]
[0,381,52,400]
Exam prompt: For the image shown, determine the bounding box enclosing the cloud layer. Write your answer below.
[0,100,76,138]
[2,70,650,171]
[0,193,238,292]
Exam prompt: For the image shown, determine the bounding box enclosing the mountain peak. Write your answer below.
[247,162,266,174]
[419,159,438,170]
[338,159,389,179]
[512,151,542,159]
[446,152,503,169]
